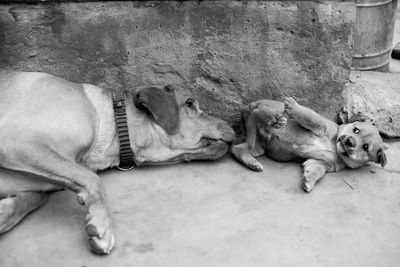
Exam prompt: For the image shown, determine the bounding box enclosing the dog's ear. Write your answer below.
[134,85,179,135]
[376,147,387,168]
[348,112,374,124]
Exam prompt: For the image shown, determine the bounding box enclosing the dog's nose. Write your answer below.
[344,136,356,148]
[216,121,235,142]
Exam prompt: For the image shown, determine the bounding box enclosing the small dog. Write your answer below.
[231,97,387,192]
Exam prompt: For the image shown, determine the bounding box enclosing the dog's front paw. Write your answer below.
[85,213,115,255]
[302,175,315,193]
[273,114,287,129]
[246,158,264,172]
[283,97,298,118]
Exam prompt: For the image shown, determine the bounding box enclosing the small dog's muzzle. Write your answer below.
[340,135,356,148]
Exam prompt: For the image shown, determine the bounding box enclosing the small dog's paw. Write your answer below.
[302,175,315,193]
[283,97,298,118]
[273,114,287,129]
[247,159,264,172]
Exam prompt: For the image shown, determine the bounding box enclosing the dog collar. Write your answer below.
[112,91,136,171]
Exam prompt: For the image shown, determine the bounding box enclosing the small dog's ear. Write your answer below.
[134,85,179,135]
[376,147,387,168]
[348,112,374,124]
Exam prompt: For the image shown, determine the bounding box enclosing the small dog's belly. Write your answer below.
[261,122,338,164]
[263,137,303,162]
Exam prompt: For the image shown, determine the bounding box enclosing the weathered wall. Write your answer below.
[339,71,400,138]
[0,1,355,130]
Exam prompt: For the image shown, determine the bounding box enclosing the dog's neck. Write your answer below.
[79,84,121,171]
[80,85,173,171]
[124,94,174,166]
[336,151,365,170]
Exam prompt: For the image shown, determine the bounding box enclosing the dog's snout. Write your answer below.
[344,136,356,148]
[217,121,235,142]
[201,113,235,143]
[339,135,356,148]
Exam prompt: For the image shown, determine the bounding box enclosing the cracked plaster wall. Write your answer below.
[0,1,355,130]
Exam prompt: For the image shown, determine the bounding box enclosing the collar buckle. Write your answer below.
[116,165,135,171]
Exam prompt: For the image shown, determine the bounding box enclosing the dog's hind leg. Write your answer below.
[1,142,115,255]
[0,191,47,234]
[232,104,286,172]
[246,106,287,147]
[302,159,328,192]
[231,142,265,171]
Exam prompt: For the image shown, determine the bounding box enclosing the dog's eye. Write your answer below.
[353,127,360,134]
[185,98,195,108]
[362,144,369,151]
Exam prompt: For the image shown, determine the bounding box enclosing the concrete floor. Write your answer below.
[2,7,400,267]
[1,140,400,267]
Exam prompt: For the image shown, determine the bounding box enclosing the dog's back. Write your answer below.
[0,71,97,170]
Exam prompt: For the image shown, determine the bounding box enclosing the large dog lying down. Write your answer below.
[231,97,387,192]
[0,70,235,254]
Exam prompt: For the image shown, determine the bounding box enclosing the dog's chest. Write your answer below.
[301,137,339,165]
